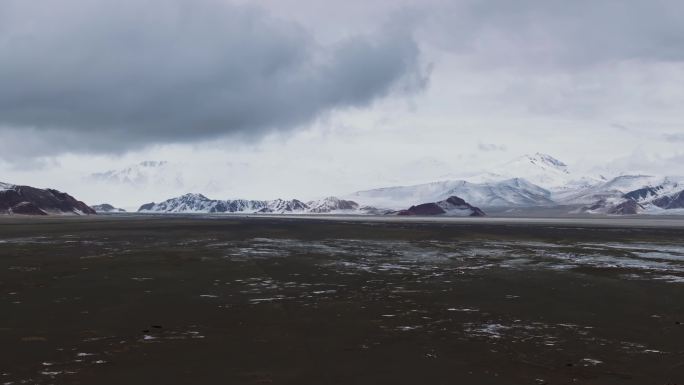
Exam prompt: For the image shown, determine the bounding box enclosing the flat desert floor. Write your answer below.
[1,215,683,384]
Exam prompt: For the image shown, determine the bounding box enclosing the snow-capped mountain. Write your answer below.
[138,194,376,214]
[89,160,187,190]
[1,181,96,215]
[344,153,684,215]
[652,189,684,211]
[86,152,684,216]
[306,197,359,213]
[85,160,261,208]
[557,175,665,205]
[398,196,485,217]
[473,153,602,192]
[138,194,266,213]
[346,178,554,209]
[576,176,684,214]
[258,199,309,213]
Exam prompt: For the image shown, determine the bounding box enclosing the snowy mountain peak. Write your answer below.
[138,193,220,213]
[524,153,569,173]
[307,196,360,213]
[89,160,183,188]
[472,153,600,191]
[261,198,309,213]
[179,193,209,200]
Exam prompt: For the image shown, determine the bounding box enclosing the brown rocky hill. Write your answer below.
[0,182,96,215]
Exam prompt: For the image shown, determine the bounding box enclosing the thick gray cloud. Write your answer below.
[0,0,426,154]
[423,0,684,69]
[2,0,683,167]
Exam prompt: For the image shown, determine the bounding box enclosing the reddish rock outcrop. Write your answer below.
[398,196,486,217]
[0,183,96,215]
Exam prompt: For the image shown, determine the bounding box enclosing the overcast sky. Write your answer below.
[1,0,683,207]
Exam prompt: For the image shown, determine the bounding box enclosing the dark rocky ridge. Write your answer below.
[138,202,156,211]
[398,196,486,217]
[92,203,126,213]
[0,183,96,215]
[653,190,684,209]
[607,200,643,215]
[623,186,663,201]
[399,202,445,216]
[582,182,684,214]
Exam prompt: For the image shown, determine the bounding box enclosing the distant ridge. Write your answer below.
[138,194,380,214]
[90,153,684,217]
[575,176,684,215]
[346,178,554,210]
[92,203,126,213]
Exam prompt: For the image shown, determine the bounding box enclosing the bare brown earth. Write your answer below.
[1,215,683,385]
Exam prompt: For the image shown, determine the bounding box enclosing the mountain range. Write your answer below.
[574,176,684,214]
[137,194,384,215]
[342,153,684,215]
[470,152,603,192]
[113,153,684,216]
[346,177,554,209]
[4,152,684,216]
[105,166,684,216]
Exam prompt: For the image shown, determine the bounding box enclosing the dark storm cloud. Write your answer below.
[0,0,426,154]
